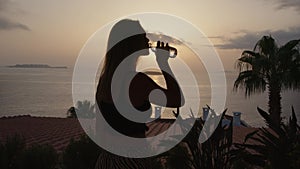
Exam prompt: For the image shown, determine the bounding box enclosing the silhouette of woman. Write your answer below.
[95,19,184,169]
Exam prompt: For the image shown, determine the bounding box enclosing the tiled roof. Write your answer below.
[0,116,257,153]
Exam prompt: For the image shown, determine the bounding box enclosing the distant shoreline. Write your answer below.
[7,64,67,69]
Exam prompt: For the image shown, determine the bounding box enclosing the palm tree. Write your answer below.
[76,100,96,118]
[234,35,300,126]
[67,106,77,118]
[67,101,96,118]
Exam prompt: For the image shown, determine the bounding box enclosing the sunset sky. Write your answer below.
[1,0,300,71]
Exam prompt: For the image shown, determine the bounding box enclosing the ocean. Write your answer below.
[0,66,299,127]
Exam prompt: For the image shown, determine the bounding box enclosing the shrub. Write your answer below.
[62,135,101,169]
[17,144,58,169]
[0,135,25,169]
[0,141,4,168]
[0,135,58,169]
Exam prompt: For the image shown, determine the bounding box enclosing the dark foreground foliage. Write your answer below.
[2,106,299,169]
[62,135,101,169]
[159,107,234,169]
[0,135,58,169]
[231,107,300,169]
[18,144,57,169]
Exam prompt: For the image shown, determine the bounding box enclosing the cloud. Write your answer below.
[274,0,300,12]
[0,17,30,30]
[207,36,224,39]
[0,0,30,31]
[146,32,190,45]
[0,0,10,11]
[217,27,300,50]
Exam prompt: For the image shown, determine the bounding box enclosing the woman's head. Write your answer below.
[107,19,148,51]
[104,19,149,72]
[98,19,149,100]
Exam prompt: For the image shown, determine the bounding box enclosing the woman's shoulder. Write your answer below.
[134,72,152,80]
[129,72,159,92]
[130,72,156,85]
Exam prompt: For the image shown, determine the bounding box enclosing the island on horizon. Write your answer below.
[8,64,67,69]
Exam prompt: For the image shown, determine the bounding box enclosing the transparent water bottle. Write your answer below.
[149,41,177,58]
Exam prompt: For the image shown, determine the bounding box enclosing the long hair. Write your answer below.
[97,19,146,101]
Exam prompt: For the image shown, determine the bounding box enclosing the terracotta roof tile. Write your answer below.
[0,116,258,153]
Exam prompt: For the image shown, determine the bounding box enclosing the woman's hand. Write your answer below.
[155,41,171,64]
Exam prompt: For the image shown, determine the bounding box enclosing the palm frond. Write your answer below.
[236,51,257,71]
[279,39,300,53]
[254,35,279,57]
[257,107,285,135]
[279,47,300,90]
[234,70,267,96]
[234,107,300,169]
[243,130,259,143]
